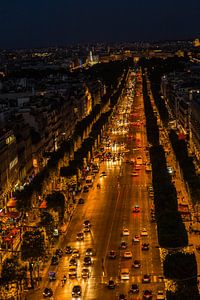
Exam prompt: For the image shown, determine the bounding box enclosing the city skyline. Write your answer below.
[0,0,200,49]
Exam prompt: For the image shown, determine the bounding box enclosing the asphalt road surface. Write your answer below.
[29,77,164,300]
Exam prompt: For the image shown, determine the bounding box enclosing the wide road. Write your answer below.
[29,72,164,300]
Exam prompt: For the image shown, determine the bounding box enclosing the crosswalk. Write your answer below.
[71,274,164,284]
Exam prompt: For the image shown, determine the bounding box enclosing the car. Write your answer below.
[142,243,149,250]
[141,228,148,236]
[119,293,127,300]
[51,255,59,265]
[143,290,153,299]
[43,287,53,297]
[76,232,84,241]
[142,274,151,283]
[65,245,73,254]
[133,259,141,268]
[85,248,96,256]
[69,258,77,266]
[136,156,143,165]
[131,171,139,177]
[120,241,128,249]
[83,256,92,266]
[83,220,91,227]
[68,266,77,278]
[149,191,154,197]
[72,249,80,258]
[156,290,165,300]
[129,284,139,294]
[122,228,130,236]
[83,225,90,233]
[72,285,81,297]
[100,171,107,177]
[149,186,153,192]
[83,185,89,193]
[78,198,84,204]
[135,164,141,170]
[145,163,152,172]
[132,205,140,213]
[55,248,63,258]
[48,271,56,281]
[108,250,117,259]
[123,251,132,259]
[133,235,140,242]
[81,267,90,278]
[107,279,116,289]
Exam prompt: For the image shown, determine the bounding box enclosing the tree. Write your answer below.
[1,257,27,291]
[40,211,54,235]
[21,230,45,289]
[21,230,45,261]
[46,191,65,222]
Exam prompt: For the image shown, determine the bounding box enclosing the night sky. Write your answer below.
[0,0,200,49]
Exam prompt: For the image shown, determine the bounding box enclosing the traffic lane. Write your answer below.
[36,167,120,299]
[55,167,124,299]
[105,184,131,279]
[81,164,126,299]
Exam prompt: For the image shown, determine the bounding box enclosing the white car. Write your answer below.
[133,235,140,242]
[122,228,130,236]
[140,228,148,236]
[136,156,143,165]
[156,290,165,300]
[131,171,139,177]
[68,266,77,278]
[123,251,132,259]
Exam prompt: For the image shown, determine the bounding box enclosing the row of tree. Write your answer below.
[169,130,200,204]
[141,60,199,299]
[142,74,188,248]
[140,56,200,205]
[15,61,129,212]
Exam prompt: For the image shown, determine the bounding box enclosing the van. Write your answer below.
[85,176,93,187]
[120,268,130,280]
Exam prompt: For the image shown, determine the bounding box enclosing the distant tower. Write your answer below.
[89,51,93,63]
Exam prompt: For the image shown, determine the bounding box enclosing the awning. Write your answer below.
[39,200,47,209]
[7,198,17,208]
